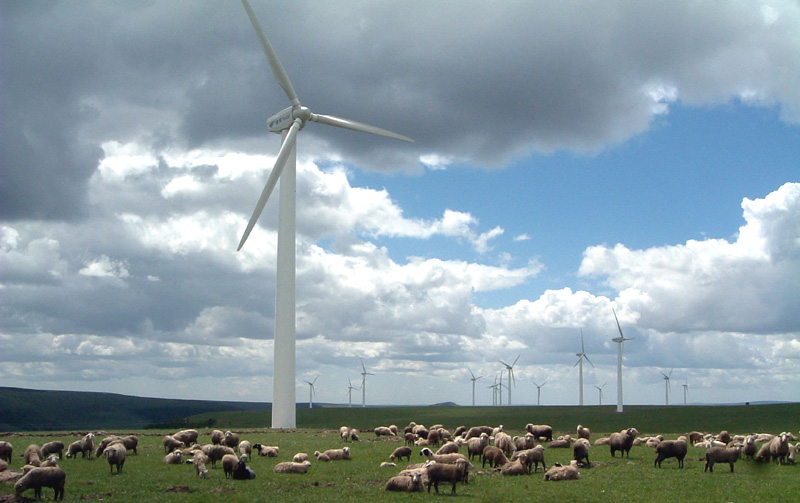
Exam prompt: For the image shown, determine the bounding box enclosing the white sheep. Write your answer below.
[192,452,209,478]
[14,466,66,501]
[172,429,199,446]
[339,426,351,441]
[201,444,236,467]
[293,452,309,463]
[253,444,279,457]
[573,438,591,466]
[544,460,581,481]
[500,453,528,476]
[221,453,239,478]
[238,440,252,458]
[390,446,412,462]
[768,432,790,464]
[577,425,591,440]
[322,447,350,460]
[436,441,460,455]
[40,454,59,468]
[163,450,183,465]
[467,433,490,461]
[103,443,126,474]
[223,431,240,448]
[374,426,394,437]
[162,435,185,454]
[314,451,330,462]
[384,472,423,492]
[210,429,225,445]
[274,460,312,474]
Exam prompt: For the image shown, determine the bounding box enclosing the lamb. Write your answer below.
[314,451,330,462]
[274,460,312,474]
[390,446,412,462]
[526,424,554,442]
[573,438,591,466]
[103,443,126,474]
[24,444,43,466]
[252,444,279,457]
[192,452,209,478]
[513,445,546,473]
[385,472,424,492]
[481,445,508,468]
[436,441,460,455]
[210,429,225,445]
[704,445,742,472]
[223,431,240,448]
[610,428,639,458]
[654,438,688,468]
[501,453,528,476]
[238,440,252,458]
[293,452,309,463]
[202,444,235,467]
[221,454,238,478]
[163,450,184,464]
[374,426,394,437]
[0,441,12,462]
[577,425,591,440]
[162,435,185,454]
[464,425,494,440]
[41,441,64,460]
[768,432,790,464]
[322,447,350,460]
[425,458,470,494]
[14,466,66,501]
[172,429,199,446]
[467,432,490,460]
[543,460,580,481]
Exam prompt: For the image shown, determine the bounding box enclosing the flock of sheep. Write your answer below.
[0,423,797,499]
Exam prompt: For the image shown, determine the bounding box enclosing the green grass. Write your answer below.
[1,404,798,502]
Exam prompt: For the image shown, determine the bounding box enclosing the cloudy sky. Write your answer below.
[2,1,799,409]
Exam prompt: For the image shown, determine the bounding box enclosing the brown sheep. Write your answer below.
[481,445,508,468]
[390,446,412,462]
[610,428,639,458]
[14,466,66,501]
[425,459,470,494]
[704,446,741,472]
[654,438,688,468]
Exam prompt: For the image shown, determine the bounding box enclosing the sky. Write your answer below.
[2,0,799,409]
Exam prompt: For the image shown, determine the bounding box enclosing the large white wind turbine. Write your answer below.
[468,369,483,407]
[575,329,594,406]
[499,355,520,406]
[661,370,673,405]
[612,308,634,413]
[533,381,546,406]
[237,0,412,429]
[346,378,359,408]
[303,375,318,409]
[682,378,689,405]
[360,359,374,408]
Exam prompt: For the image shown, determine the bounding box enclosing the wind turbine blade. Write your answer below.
[240,0,300,106]
[580,329,585,353]
[512,354,521,367]
[499,360,510,368]
[310,113,413,142]
[469,368,475,379]
[612,308,624,338]
[237,119,302,251]
[585,354,594,368]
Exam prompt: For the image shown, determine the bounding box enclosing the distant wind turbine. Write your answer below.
[236,0,412,429]
[488,376,500,406]
[661,370,673,405]
[533,381,547,406]
[360,359,374,408]
[346,378,359,408]
[303,375,318,409]
[469,369,483,407]
[682,378,689,405]
[499,355,520,406]
[612,308,634,413]
[575,329,594,406]
[593,382,606,405]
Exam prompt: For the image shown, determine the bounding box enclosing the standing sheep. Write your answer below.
[24,444,43,466]
[14,466,66,500]
[374,426,394,437]
[654,438,688,468]
[162,435,185,454]
[704,446,741,472]
[526,424,554,442]
[464,425,494,440]
[41,441,64,460]
[390,446,412,462]
[467,433,490,461]
[0,441,12,462]
[339,426,351,441]
[274,460,312,474]
[172,429,199,446]
[573,438,591,466]
[513,445,546,473]
[481,445,508,468]
[768,432,790,464]
[103,443,126,474]
[385,472,423,492]
[65,436,94,459]
[210,430,225,445]
[223,431,240,448]
[238,440,252,458]
[577,425,591,440]
[202,444,235,467]
[543,460,581,481]
[192,452,209,478]
[425,459,470,494]
[221,453,239,478]
[610,428,639,458]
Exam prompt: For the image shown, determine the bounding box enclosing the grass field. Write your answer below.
[1,404,797,502]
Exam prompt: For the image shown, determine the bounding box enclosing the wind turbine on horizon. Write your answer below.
[499,355,520,406]
[593,382,606,406]
[533,381,546,406]
[661,370,673,405]
[469,369,483,407]
[236,0,412,429]
[346,378,359,408]
[682,378,689,405]
[303,375,318,409]
[612,308,634,413]
[488,376,500,406]
[575,329,594,406]
[360,359,374,408]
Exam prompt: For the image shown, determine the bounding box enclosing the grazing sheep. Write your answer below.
[513,445,546,473]
[172,429,199,446]
[103,443,126,474]
[594,437,611,446]
[755,442,772,463]
[464,425,494,440]
[654,438,688,468]
[238,440,252,458]
[501,453,528,475]
[577,425,591,440]
[544,460,581,481]
[95,436,123,458]
[223,431,240,448]
[14,466,66,501]
[390,446,412,462]
[211,429,225,445]
[389,425,399,435]
[374,426,394,437]
[293,452,309,463]
[221,453,238,478]
[274,460,312,474]
[232,455,256,480]
[385,472,424,492]
[41,441,64,460]
[0,441,12,462]
[314,451,331,462]
[164,450,184,464]
[704,446,742,472]
[349,429,360,441]
[526,424,554,442]
[24,444,43,466]
[436,441,460,455]
[404,432,415,446]
[467,433,490,461]
[65,438,92,459]
[425,459,470,494]
[573,438,591,466]
[610,428,639,458]
[323,447,350,460]
[202,444,235,467]
[192,452,209,478]
[253,444,279,457]
[787,443,796,464]
[162,435,185,454]
[481,445,509,468]
[339,426,351,441]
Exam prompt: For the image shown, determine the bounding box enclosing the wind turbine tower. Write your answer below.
[661,370,673,405]
[346,379,359,408]
[593,382,606,405]
[236,0,412,429]
[612,308,634,413]
[575,330,594,406]
[360,359,374,408]
[533,381,546,406]
[682,379,689,405]
[469,369,482,407]
[499,355,520,406]
[303,375,318,409]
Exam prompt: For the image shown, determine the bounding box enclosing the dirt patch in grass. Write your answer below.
[80,492,113,500]
[164,485,195,493]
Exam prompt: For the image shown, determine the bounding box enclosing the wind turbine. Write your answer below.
[236,0,413,429]
[499,355,520,406]
[661,370,673,405]
[682,379,689,405]
[303,375,318,409]
[574,329,594,406]
[611,308,634,413]
[346,378,359,408]
[360,359,374,408]
[468,369,483,407]
[533,381,546,406]
[593,382,606,405]
[488,377,499,406]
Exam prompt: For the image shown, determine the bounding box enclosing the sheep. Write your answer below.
[768,432,790,464]
[221,453,238,479]
[14,466,66,501]
[238,440,252,458]
[427,428,441,447]
[436,441,460,455]
[704,445,741,472]
[464,425,494,440]
[654,438,688,468]
[192,452,209,478]
[210,429,225,445]
[610,428,639,458]
[172,429,199,446]
[349,429,360,441]
[413,424,429,439]
[513,433,536,451]
[755,442,772,462]
[404,422,417,434]
[65,439,88,459]
[594,437,611,446]
[389,425,399,435]
[162,435,185,454]
[232,455,256,480]
[293,452,309,463]
[688,431,705,444]
[202,444,235,467]
[103,443,126,474]
[717,430,731,444]
[41,441,64,460]
[274,460,312,474]
[40,454,59,468]
[95,435,122,458]
[573,438,591,466]
[467,432,490,460]
[322,446,350,460]
[223,431,240,448]
[577,425,591,440]
[24,444,43,466]
[526,424,554,442]
[385,472,424,492]
[453,426,466,438]
[512,445,546,473]
[420,447,469,465]
[252,444,279,457]
[374,426,394,437]
[481,445,508,468]
[164,450,184,465]
[742,435,758,460]
[0,459,8,472]
[543,460,581,481]
[548,435,575,449]
[787,443,796,464]
[121,435,138,454]
[494,431,516,456]
[404,432,415,446]
[390,446,412,462]
[314,451,331,462]
[425,458,470,494]
[339,426,351,441]
[0,441,12,462]
[501,453,528,476]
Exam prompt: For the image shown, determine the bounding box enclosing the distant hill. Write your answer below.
[0,387,272,431]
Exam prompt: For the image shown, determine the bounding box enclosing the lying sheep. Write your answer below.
[103,443,126,474]
[211,429,225,445]
[544,461,580,481]
[41,441,64,460]
[40,454,59,468]
[573,438,591,466]
[0,459,8,472]
[464,425,494,440]
[202,444,235,467]
[549,435,574,449]
[232,456,256,480]
[0,441,12,462]
[426,459,470,494]
[704,446,742,472]
[314,451,330,462]
[322,447,350,460]
[274,460,312,474]
[390,446,412,462]
[374,426,394,437]
[172,429,199,446]
[385,472,423,492]
[253,444,279,457]
[526,424,554,442]
[293,453,309,463]
[162,435,185,454]
[14,466,66,501]
[221,454,238,479]
[594,437,611,446]
[501,453,528,476]
[24,444,44,466]
[654,438,688,468]
[610,428,639,458]
[577,425,591,440]
[164,450,183,465]
[436,442,460,455]
[223,431,240,448]
[192,452,209,478]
